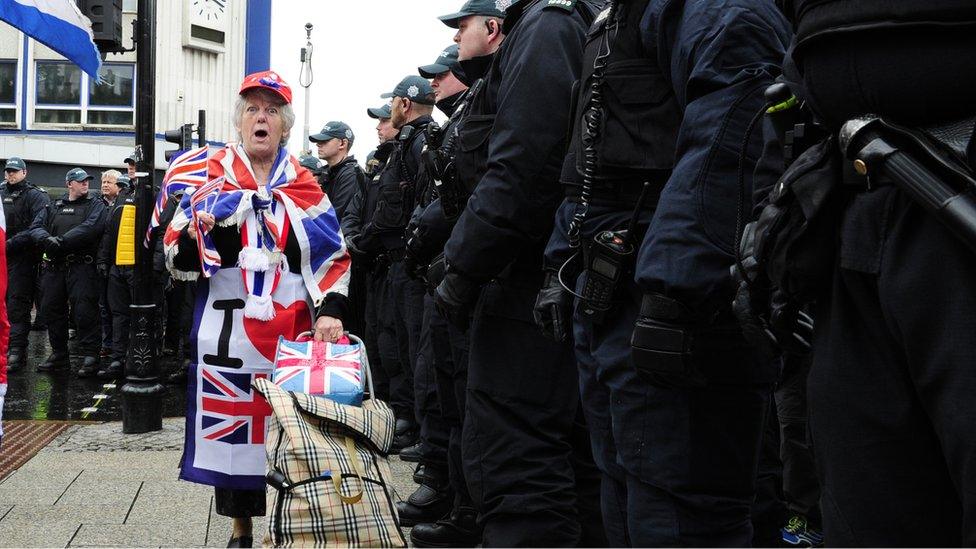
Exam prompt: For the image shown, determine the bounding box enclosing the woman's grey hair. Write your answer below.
[101,169,122,181]
[233,88,296,148]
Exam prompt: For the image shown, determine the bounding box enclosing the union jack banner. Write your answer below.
[180,268,314,490]
[0,204,7,442]
[147,145,209,247]
[272,339,363,406]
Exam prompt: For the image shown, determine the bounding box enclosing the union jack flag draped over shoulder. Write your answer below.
[164,144,350,320]
[146,145,209,247]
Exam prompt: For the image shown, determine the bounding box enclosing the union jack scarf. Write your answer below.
[147,145,209,247]
[164,144,350,320]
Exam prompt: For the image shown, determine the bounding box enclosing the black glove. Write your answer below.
[346,235,365,257]
[44,236,62,255]
[533,270,572,342]
[403,228,429,282]
[97,262,109,278]
[425,253,447,294]
[434,269,480,332]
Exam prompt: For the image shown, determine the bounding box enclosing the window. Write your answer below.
[0,60,15,125]
[33,61,134,127]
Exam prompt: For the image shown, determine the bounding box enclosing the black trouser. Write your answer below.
[463,277,591,547]
[375,262,412,419]
[811,188,976,545]
[40,259,101,357]
[107,266,135,363]
[345,262,367,339]
[6,255,37,352]
[415,293,449,469]
[431,302,471,505]
[798,28,976,546]
[776,353,820,526]
[753,396,788,547]
[99,270,112,352]
[388,260,425,423]
[363,266,388,400]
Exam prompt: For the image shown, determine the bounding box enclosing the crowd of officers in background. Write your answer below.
[5,0,975,546]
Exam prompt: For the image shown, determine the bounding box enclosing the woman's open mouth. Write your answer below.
[254,129,269,139]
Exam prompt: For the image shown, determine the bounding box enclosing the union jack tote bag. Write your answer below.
[271,334,364,406]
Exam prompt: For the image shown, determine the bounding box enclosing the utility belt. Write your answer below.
[564,178,665,210]
[44,253,95,266]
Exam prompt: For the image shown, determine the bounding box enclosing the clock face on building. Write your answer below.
[193,0,225,23]
[184,0,228,52]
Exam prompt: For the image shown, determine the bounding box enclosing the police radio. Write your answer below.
[580,229,635,317]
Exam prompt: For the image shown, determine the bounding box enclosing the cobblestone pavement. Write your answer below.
[0,418,416,547]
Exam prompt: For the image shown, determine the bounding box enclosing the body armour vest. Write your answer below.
[2,183,36,237]
[50,196,95,244]
[563,0,682,188]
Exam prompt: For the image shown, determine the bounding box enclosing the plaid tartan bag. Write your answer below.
[253,335,405,548]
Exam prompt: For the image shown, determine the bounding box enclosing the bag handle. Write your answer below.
[333,436,364,505]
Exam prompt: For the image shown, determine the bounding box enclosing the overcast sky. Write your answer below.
[269,0,461,162]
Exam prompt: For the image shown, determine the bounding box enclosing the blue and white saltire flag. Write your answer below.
[0,0,102,80]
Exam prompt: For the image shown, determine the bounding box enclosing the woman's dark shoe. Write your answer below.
[227,534,253,548]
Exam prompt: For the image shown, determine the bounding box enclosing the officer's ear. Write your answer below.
[484,18,498,37]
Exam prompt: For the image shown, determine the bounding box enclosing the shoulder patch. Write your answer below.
[545,0,577,12]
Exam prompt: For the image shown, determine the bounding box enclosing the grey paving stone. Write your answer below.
[46,419,185,453]
[126,493,211,525]
[3,503,128,525]
[0,485,70,506]
[0,518,81,548]
[69,521,207,547]
[57,479,141,506]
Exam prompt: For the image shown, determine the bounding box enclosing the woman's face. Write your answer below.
[240,93,286,161]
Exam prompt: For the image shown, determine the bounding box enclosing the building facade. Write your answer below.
[0,0,271,186]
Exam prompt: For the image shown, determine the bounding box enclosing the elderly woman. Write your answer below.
[165,71,350,548]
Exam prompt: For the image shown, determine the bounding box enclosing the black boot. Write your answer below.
[36,352,69,372]
[410,505,482,548]
[399,441,424,463]
[391,418,419,453]
[413,463,426,484]
[97,360,124,380]
[77,356,100,378]
[6,349,25,373]
[396,467,452,527]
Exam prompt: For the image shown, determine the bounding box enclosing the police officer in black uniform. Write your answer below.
[396,42,478,543]
[310,121,368,338]
[433,0,604,544]
[95,173,135,379]
[535,0,790,545]
[773,1,976,545]
[30,168,107,373]
[298,154,321,177]
[358,76,436,453]
[1,157,49,372]
[342,102,399,406]
[310,121,364,222]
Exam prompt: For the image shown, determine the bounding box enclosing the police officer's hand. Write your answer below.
[404,230,429,282]
[533,270,572,342]
[434,270,479,332]
[313,315,344,343]
[97,263,109,278]
[44,236,62,255]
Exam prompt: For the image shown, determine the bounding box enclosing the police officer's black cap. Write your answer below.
[4,157,26,171]
[124,156,136,165]
[299,155,321,172]
[116,174,132,188]
[65,167,93,182]
[419,44,460,79]
[438,0,509,28]
[380,75,435,105]
[366,102,393,120]
[310,121,355,144]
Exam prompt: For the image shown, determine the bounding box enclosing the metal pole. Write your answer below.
[122,0,164,434]
[300,23,313,156]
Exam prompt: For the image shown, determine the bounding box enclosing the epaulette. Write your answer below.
[544,0,577,12]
